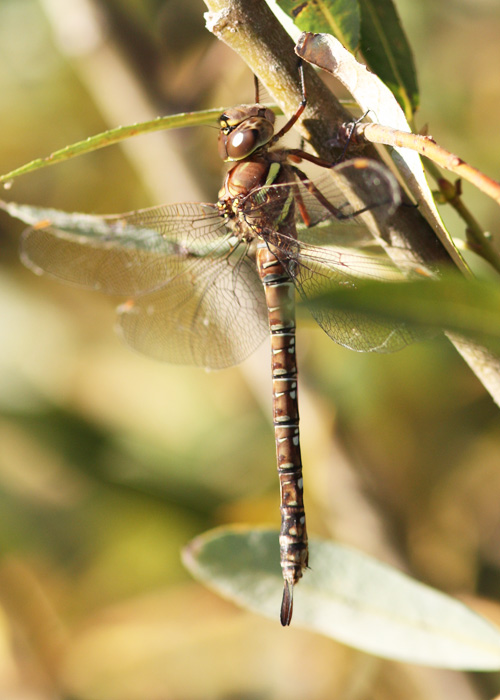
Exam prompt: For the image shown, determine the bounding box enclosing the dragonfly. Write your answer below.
[6,68,416,626]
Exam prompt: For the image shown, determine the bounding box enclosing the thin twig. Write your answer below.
[435,176,500,273]
[355,124,500,272]
[357,122,500,206]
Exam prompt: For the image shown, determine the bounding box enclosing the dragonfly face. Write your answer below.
[5,71,416,626]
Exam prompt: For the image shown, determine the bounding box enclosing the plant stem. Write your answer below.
[358,123,500,206]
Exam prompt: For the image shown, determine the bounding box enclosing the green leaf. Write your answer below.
[302,274,500,351]
[0,200,229,285]
[183,526,500,669]
[0,200,165,252]
[277,0,360,51]
[358,0,419,119]
[0,108,226,185]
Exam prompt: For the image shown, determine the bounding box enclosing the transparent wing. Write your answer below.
[19,201,268,368]
[244,159,418,353]
[243,159,400,243]
[118,248,268,369]
[280,246,417,352]
[20,202,230,295]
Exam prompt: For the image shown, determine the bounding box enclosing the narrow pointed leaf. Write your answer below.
[358,0,419,118]
[0,199,223,262]
[0,108,225,185]
[276,0,360,51]
[0,200,154,250]
[184,527,500,669]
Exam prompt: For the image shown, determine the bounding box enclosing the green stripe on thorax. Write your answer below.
[263,162,294,226]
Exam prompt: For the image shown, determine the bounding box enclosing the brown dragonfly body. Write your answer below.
[216,105,310,624]
[10,77,414,625]
[257,241,307,625]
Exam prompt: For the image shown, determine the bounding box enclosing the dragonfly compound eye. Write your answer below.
[218,110,275,161]
[226,128,259,160]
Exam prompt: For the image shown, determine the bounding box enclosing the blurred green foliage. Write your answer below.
[1,0,500,698]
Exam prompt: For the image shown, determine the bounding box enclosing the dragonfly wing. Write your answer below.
[118,247,269,369]
[20,202,229,296]
[16,199,268,367]
[243,158,401,248]
[270,238,416,352]
[248,159,417,353]
[294,158,401,231]
[307,304,416,353]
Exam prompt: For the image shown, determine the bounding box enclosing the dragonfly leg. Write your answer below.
[292,165,346,219]
[270,60,307,145]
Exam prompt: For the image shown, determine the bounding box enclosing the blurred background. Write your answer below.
[1,0,500,698]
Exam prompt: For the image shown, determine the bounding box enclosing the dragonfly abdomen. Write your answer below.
[256,242,308,626]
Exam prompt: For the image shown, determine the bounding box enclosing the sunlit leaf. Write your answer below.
[184,527,500,669]
[358,0,419,118]
[276,0,360,50]
[0,200,162,251]
[0,108,226,185]
[275,0,417,118]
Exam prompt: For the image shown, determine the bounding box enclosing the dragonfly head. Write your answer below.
[218,105,275,162]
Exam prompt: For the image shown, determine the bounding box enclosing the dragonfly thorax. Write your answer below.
[219,157,272,200]
[218,104,275,161]
[217,154,294,246]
